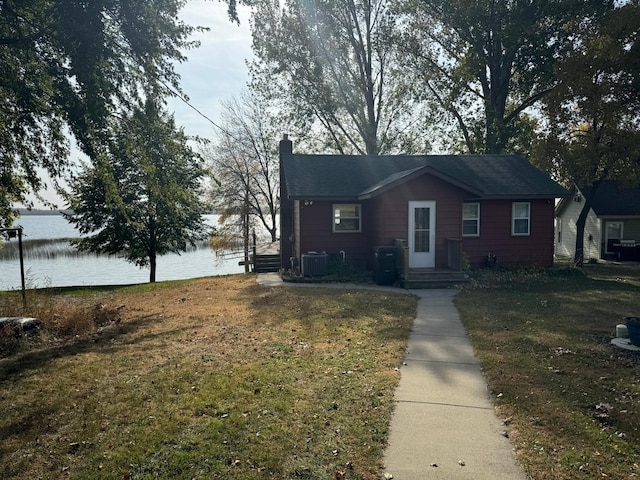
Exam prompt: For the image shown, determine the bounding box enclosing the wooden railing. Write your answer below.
[249,230,281,273]
[394,239,409,280]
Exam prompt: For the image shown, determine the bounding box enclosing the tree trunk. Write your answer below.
[574,181,602,267]
[149,251,157,283]
[149,214,157,282]
[243,195,250,274]
[574,206,588,267]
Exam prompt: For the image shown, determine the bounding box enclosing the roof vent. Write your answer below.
[574,193,582,202]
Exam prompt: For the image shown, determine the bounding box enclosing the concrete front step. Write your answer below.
[399,269,469,289]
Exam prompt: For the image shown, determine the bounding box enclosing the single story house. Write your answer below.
[555,181,640,262]
[278,136,570,282]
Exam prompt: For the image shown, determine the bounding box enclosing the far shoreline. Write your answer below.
[16,209,70,216]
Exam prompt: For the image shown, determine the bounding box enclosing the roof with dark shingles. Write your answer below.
[580,182,640,216]
[282,154,569,200]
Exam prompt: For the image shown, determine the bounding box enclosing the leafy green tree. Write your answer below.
[0,0,205,228]
[533,1,640,266]
[64,99,209,283]
[204,92,281,271]
[395,0,610,154]
[250,0,428,155]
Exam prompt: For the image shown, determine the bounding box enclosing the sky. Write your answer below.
[29,0,254,209]
[168,0,254,139]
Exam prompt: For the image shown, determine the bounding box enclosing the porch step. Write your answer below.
[399,269,469,289]
[253,254,281,273]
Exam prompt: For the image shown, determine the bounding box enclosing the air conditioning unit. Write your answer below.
[301,253,328,277]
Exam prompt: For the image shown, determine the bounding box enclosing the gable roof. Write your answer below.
[281,154,569,200]
[579,181,640,216]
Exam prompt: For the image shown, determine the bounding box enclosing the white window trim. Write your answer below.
[332,203,362,233]
[604,221,624,254]
[512,202,531,236]
[462,202,480,237]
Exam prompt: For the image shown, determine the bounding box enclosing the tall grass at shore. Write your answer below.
[0,238,218,261]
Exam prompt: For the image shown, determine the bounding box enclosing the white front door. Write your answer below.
[408,201,436,268]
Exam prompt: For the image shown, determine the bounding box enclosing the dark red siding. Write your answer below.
[461,199,556,267]
[296,174,468,269]
[367,175,467,269]
[297,201,370,268]
[288,173,557,271]
[280,197,295,268]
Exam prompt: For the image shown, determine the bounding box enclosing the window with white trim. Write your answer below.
[512,202,531,236]
[462,202,480,236]
[333,204,361,232]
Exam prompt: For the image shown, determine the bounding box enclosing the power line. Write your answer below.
[169,87,225,133]
[158,78,240,141]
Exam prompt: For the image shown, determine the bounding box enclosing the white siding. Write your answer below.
[555,192,602,260]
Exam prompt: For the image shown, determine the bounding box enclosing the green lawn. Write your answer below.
[455,263,640,480]
[1,265,639,479]
[0,276,416,480]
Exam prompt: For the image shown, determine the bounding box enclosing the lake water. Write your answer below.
[0,214,245,290]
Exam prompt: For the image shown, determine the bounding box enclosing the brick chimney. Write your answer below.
[279,133,292,155]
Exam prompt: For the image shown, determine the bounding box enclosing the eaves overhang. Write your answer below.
[481,193,572,200]
[286,194,359,202]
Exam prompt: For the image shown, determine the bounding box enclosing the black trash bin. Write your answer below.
[373,246,397,285]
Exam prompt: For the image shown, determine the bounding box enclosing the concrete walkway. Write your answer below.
[256,274,526,480]
[382,289,526,479]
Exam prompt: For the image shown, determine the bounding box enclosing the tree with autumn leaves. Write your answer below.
[533,1,640,265]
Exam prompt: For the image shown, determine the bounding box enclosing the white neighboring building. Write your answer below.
[555,182,640,262]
